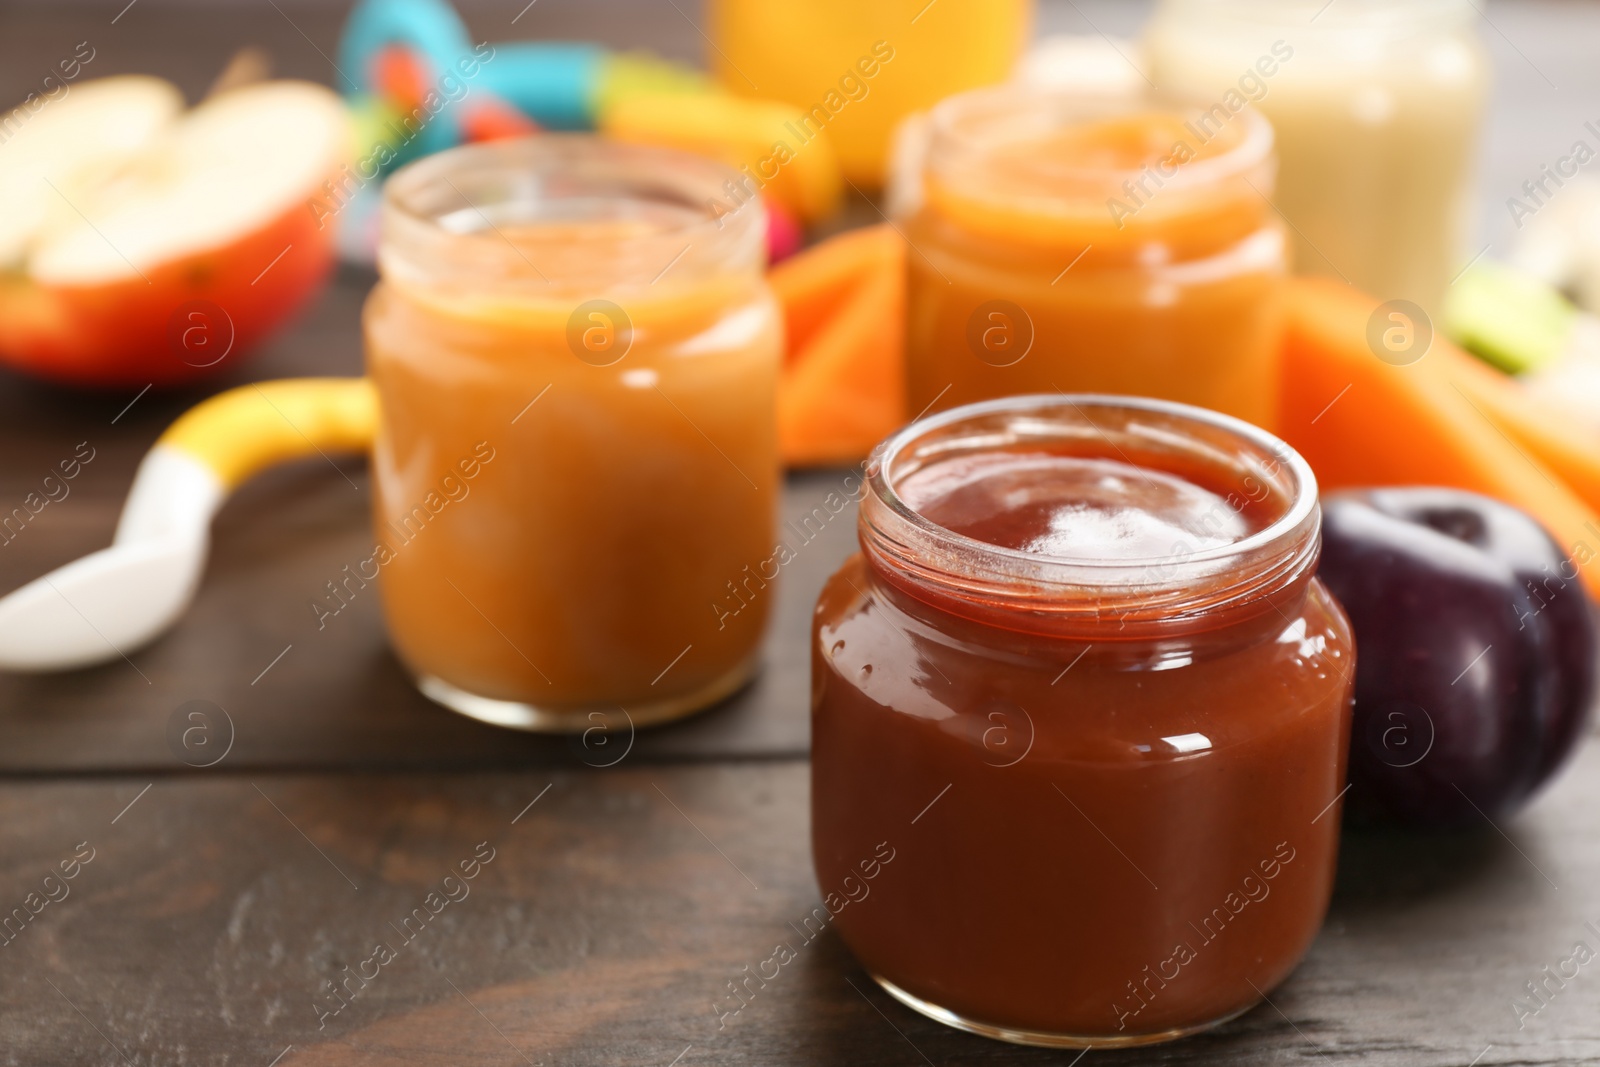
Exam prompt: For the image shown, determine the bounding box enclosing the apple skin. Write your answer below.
[0,197,334,388]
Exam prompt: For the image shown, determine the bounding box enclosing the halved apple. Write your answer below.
[0,78,350,387]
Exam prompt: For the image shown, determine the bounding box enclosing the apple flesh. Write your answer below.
[0,79,349,387]
[0,76,183,267]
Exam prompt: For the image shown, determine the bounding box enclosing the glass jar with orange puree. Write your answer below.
[812,395,1354,1046]
[900,88,1286,427]
[366,138,780,730]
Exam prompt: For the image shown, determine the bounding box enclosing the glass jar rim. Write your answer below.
[861,394,1321,629]
[379,134,766,298]
[923,84,1275,195]
[1152,0,1478,33]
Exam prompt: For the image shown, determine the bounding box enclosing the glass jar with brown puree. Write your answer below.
[811,395,1354,1046]
[367,138,779,731]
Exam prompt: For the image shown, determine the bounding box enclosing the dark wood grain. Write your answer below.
[3,752,1599,1066]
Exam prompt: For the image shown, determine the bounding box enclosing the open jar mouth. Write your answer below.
[379,135,766,298]
[861,394,1321,633]
[923,85,1276,201]
[1153,0,1479,34]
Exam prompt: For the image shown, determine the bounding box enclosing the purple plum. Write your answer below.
[1318,488,1596,827]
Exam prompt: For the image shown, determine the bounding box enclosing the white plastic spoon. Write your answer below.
[0,377,375,671]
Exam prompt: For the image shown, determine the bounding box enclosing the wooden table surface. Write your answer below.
[4,2,1600,1064]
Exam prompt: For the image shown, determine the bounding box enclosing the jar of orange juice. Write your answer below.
[900,88,1287,427]
[706,0,1032,185]
[366,138,780,731]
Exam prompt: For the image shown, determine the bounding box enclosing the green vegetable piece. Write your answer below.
[1445,258,1576,375]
